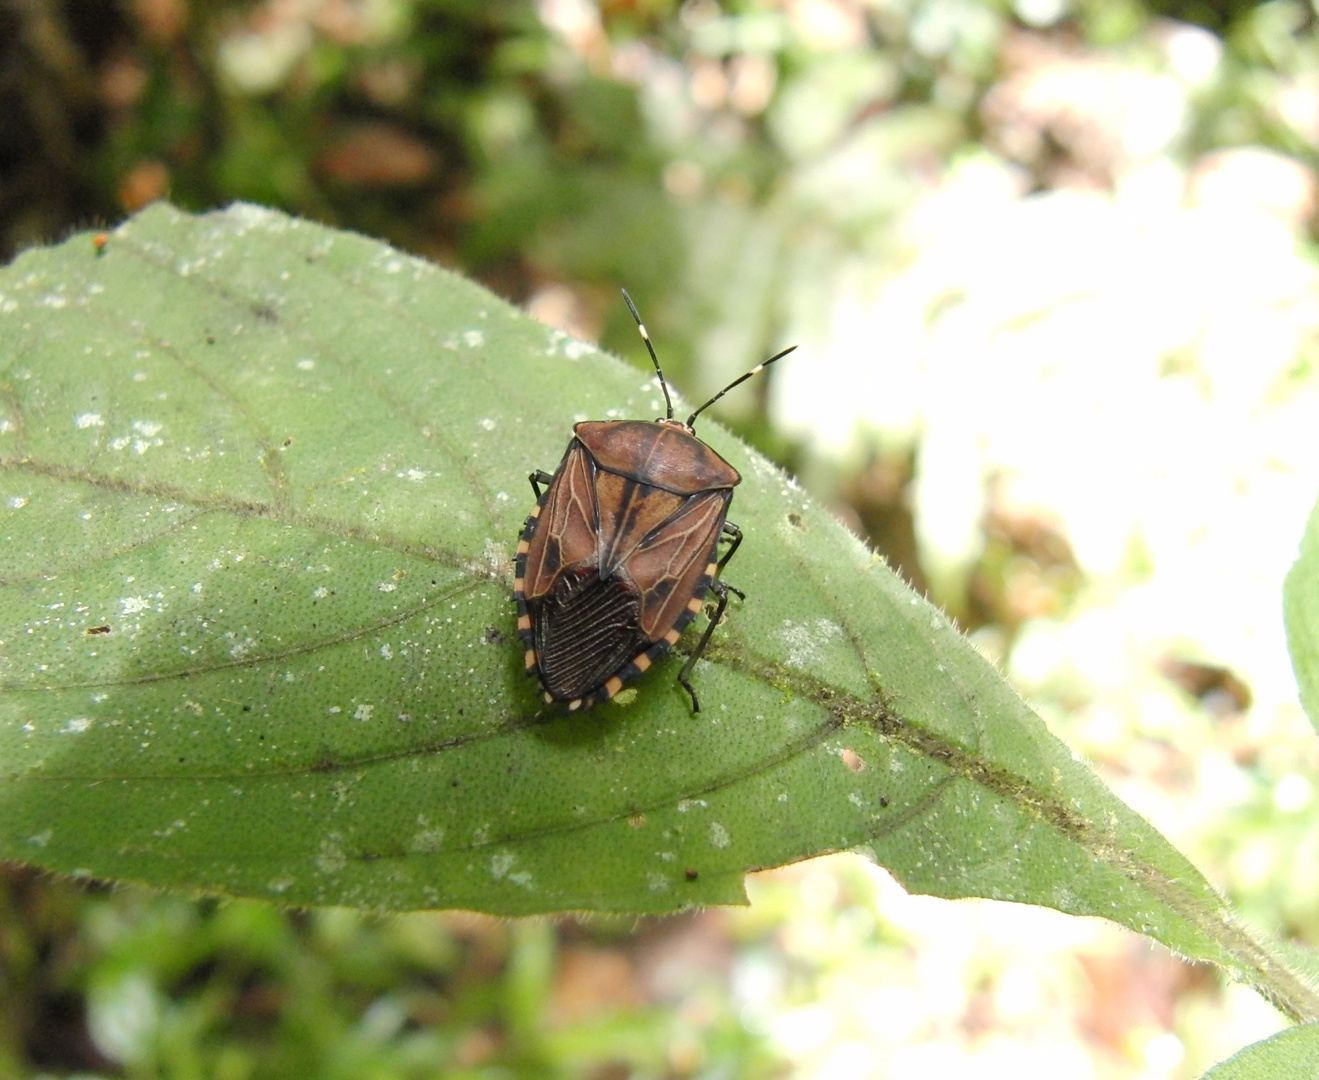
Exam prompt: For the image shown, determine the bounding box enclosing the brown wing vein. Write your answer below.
[626,490,731,638]
[523,442,598,601]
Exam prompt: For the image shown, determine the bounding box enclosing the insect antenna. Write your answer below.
[621,288,674,420]
[686,344,797,430]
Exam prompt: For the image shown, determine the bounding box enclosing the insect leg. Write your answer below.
[715,520,742,576]
[677,580,736,713]
[529,470,556,499]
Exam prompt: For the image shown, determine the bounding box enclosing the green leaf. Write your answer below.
[1,205,1315,1021]
[1198,1022,1319,1080]
[1285,493,1319,736]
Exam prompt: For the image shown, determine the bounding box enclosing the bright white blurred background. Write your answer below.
[529,3,1319,1077]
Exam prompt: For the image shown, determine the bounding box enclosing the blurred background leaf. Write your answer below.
[1198,1022,1319,1080]
[3,0,1319,1077]
[1285,493,1319,737]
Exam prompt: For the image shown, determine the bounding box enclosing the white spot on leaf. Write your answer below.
[408,828,444,853]
[780,618,844,669]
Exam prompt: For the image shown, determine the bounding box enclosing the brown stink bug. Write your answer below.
[513,289,796,712]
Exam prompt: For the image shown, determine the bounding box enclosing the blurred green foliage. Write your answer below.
[8,0,1315,368]
[4,0,1319,1074]
[0,866,778,1078]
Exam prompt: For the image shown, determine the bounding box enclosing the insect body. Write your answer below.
[514,290,795,712]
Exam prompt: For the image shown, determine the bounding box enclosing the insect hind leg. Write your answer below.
[677,579,738,713]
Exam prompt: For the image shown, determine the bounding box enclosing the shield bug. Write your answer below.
[514,289,796,712]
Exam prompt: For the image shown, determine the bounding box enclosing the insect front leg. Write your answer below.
[715,520,742,576]
[529,470,556,499]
